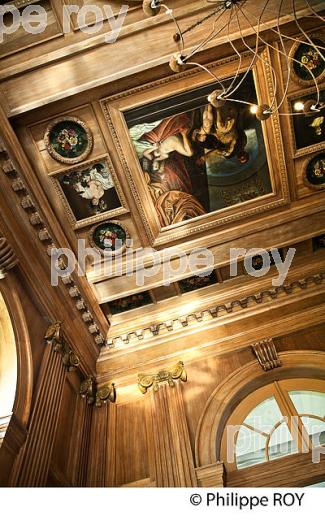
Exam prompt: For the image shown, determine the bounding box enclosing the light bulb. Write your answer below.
[294,101,305,112]
[250,105,258,114]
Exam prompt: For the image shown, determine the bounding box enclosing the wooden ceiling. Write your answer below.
[0,1,324,385]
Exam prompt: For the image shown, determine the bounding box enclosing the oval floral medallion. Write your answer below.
[304,153,325,190]
[90,221,128,254]
[44,117,93,164]
[292,39,325,84]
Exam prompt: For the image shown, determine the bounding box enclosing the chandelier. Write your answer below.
[141,0,325,120]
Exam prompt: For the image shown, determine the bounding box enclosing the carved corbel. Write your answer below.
[0,236,19,278]
[95,384,116,407]
[45,322,79,371]
[251,338,282,371]
[80,377,96,405]
[138,361,187,394]
[80,377,116,406]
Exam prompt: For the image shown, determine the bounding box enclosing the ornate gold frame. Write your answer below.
[101,48,290,247]
[44,116,93,165]
[302,152,325,191]
[89,219,130,256]
[289,32,325,88]
[50,155,129,230]
[287,85,325,159]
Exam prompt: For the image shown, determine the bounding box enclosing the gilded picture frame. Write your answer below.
[50,155,129,229]
[44,116,93,165]
[101,48,290,247]
[289,32,325,88]
[288,86,325,159]
[89,220,130,256]
[303,152,325,191]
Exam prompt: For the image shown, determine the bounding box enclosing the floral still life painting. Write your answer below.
[58,161,122,222]
[45,117,93,164]
[305,153,325,189]
[293,39,325,83]
[125,71,272,228]
[91,221,127,253]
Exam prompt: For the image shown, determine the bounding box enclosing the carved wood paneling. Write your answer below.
[251,338,282,371]
[87,405,109,487]
[12,344,66,486]
[148,383,197,487]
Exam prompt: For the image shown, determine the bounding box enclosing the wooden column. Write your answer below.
[87,404,109,487]
[66,395,92,486]
[0,415,27,487]
[12,343,66,487]
[149,383,197,487]
[196,463,225,487]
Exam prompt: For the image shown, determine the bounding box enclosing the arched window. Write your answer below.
[220,379,325,486]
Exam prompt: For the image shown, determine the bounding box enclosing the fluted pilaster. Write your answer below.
[13,343,66,486]
[150,383,197,487]
[87,404,109,486]
[66,395,92,486]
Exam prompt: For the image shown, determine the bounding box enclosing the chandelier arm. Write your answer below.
[292,0,325,61]
[225,2,278,112]
[239,2,321,108]
[221,2,264,100]
[160,3,185,51]
[274,0,292,113]
[304,0,325,23]
[186,61,227,94]
[237,6,325,50]
[239,1,290,113]
[222,6,244,96]
[181,5,225,38]
[183,9,230,62]
[223,0,266,96]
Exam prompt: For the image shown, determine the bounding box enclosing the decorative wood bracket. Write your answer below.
[138,361,187,394]
[80,376,116,406]
[251,338,282,371]
[0,236,19,279]
[45,322,80,371]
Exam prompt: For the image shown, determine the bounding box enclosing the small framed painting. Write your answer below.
[303,153,325,191]
[289,88,325,157]
[44,116,93,164]
[290,35,325,86]
[52,157,128,228]
[102,49,289,246]
[312,234,325,251]
[89,220,129,255]
[178,271,217,294]
[108,291,154,315]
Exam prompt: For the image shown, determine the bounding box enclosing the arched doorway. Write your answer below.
[0,291,17,445]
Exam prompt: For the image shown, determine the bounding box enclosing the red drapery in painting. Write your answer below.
[141,114,193,194]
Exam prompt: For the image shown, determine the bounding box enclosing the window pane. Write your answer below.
[289,391,325,417]
[301,416,325,447]
[244,397,284,434]
[269,422,298,460]
[306,481,325,487]
[235,425,267,469]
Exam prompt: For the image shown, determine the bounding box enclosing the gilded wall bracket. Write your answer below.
[138,361,187,394]
[80,376,116,406]
[45,322,80,371]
